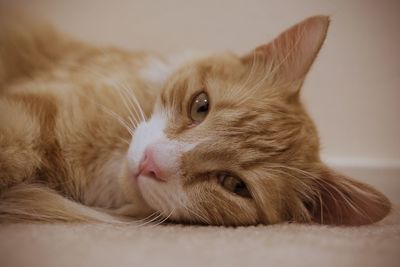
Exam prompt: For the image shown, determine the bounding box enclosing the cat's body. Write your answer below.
[0,21,169,220]
[0,16,391,225]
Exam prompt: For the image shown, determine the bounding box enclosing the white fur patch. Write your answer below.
[127,108,196,214]
[139,51,208,86]
[139,57,172,86]
[127,111,167,172]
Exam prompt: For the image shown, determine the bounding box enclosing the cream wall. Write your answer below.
[3,0,400,199]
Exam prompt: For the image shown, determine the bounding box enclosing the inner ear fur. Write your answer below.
[241,15,330,95]
[305,166,391,226]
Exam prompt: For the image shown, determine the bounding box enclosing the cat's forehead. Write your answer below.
[163,54,245,90]
[152,53,318,165]
[159,61,294,125]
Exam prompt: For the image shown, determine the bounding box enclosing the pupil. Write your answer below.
[236,181,245,189]
[197,103,208,113]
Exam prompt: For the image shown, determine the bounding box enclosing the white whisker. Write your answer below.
[120,80,147,122]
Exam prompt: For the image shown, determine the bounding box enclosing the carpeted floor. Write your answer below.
[1,206,399,267]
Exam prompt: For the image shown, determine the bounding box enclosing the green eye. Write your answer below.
[189,92,209,123]
[217,172,251,198]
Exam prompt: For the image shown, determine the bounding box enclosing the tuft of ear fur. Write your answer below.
[242,15,329,95]
[305,166,391,226]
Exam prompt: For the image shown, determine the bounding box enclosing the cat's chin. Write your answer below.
[117,162,155,216]
[113,202,155,219]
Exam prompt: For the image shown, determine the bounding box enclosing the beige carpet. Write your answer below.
[1,206,399,267]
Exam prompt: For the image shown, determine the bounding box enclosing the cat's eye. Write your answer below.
[189,92,209,123]
[217,172,251,198]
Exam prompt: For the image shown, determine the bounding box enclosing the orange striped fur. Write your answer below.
[0,15,390,225]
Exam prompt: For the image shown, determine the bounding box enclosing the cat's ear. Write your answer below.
[241,16,329,95]
[305,166,391,225]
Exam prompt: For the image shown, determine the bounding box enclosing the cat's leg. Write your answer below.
[0,97,42,190]
[0,184,123,223]
[0,96,124,223]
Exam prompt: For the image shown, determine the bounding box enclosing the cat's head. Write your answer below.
[125,16,391,226]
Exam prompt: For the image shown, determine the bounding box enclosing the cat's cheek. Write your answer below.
[136,173,190,216]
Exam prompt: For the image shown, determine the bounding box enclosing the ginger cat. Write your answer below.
[0,15,390,226]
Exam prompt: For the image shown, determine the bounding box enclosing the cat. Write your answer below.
[0,15,391,226]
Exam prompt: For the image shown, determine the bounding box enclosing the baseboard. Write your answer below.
[323,157,400,204]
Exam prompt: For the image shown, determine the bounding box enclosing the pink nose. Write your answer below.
[138,148,165,181]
